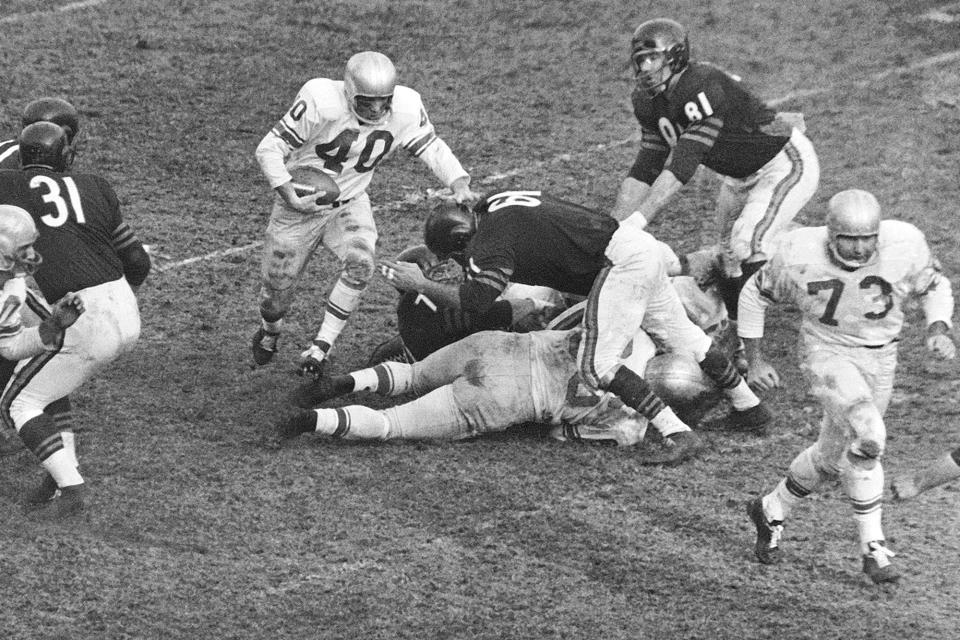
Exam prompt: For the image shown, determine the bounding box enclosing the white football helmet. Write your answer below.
[0,205,41,275]
[645,352,717,407]
[826,189,881,268]
[343,51,397,125]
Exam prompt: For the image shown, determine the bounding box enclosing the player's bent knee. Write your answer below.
[847,438,883,469]
[342,244,375,287]
[846,401,885,443]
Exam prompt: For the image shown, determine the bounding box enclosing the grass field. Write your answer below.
[1,1,960,638]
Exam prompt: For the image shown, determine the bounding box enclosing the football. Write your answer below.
[288,166,341,205]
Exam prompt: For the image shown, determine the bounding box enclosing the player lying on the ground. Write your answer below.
[891,447,960,500]
[279,325,722,465]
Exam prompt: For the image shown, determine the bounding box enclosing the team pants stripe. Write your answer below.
[0,347,60,431]
[578,262,612,388]
[750,140,804,255]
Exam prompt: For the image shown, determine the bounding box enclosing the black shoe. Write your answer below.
[366,335,415,366]
[289,374,353,409]
[55,484,86,519]
[0,428,25,456]
[297,343,328,380]
[746,497,783,564]
[25,473,59,505]
[862,541,900,584]
[726,403,773,434]
[637,430,706,466]
[251,328,280,366]
[277,410,317,439]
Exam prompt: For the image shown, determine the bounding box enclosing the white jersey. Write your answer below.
[528,329,636,427]
[739,221,953,348]
[256,78,468,201]
[0,276,49,361]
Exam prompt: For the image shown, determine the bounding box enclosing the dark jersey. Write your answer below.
[0,139,18,170]
[460,190,617,313]
[628,62,789,184]
[0,168,126,301]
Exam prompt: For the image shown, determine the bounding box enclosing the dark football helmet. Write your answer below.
[423,203,476,263]
[21,97,80,143]
[343,51,397,125]
[630,18,690,96]
[0,205,42,276]
[18,121,73,172]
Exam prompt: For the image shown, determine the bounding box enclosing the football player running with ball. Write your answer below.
[611,18,819,326]
[740,190,955,585]
[252,51,479,377]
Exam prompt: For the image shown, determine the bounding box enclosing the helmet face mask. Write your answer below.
[630,18,690,96]
[343,51,397,125]
[18,121,73,172]
[826,189,882,268]
[0,205,41,276]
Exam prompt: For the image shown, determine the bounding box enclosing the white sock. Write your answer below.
[650,407,691,438]
[41,449,84,488]
[314,407,389,440]
[60,430,79,468]
[727,379,760,410]
[313,277,364,348]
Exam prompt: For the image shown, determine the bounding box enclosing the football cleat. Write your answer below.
[298,343,328,380]
[251,328,280,366]
[33,483,87,520]
[55,484,86,519]
[724,403,773,434]
[746,497,783,564]
[366,334,415,367]
[289,374,354,409]
[0,427,25,456]
[862,541,900,584]
[637,429,706,466]
[25,472,60,505]
[276,410,318,439]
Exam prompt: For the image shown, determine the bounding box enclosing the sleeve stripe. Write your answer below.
[471,270,511,291]
[640,140,669,151]
[404,131,438,156]
[272,120,305,149]
[683,130,719,147]
[0,324,21,337]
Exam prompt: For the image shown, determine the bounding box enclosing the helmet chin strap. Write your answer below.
[828,242,878,269]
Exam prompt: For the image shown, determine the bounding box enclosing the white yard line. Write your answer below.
[158,45,960,274]
[5,0,953,273]
[0,0,110,24]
